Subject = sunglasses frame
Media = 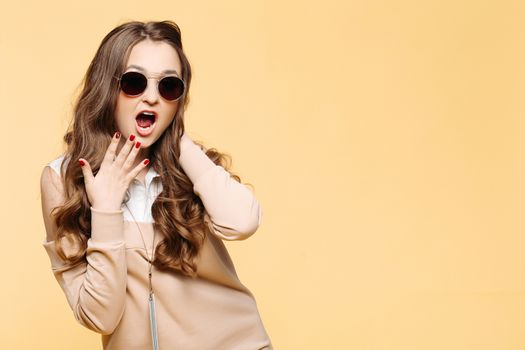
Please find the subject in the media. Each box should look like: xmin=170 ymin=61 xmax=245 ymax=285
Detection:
xmin=114 ymin=70 xmax=186 ymax=102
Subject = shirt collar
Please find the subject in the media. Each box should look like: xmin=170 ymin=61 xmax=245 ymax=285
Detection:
xmin=139 ymin=165 xmax=161 ymax=188
xmin=133 ymin=166 xmax=160 ymax=188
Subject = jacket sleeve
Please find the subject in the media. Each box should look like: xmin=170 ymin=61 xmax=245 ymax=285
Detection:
xmin=178 ymin=132 xmax=262 ymax=241
xmin=40 ymin=165 xmax=127 ymax=335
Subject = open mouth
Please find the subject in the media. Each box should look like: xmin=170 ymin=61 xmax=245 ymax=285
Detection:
xmin=136 ymin=112 xmax=156 ymax=127
xmin=135 ymin=111 xmax=157 ymax=136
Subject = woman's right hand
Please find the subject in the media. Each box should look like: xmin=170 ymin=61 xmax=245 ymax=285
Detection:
xmin=78 ymin=132 xmax=149 ymax=212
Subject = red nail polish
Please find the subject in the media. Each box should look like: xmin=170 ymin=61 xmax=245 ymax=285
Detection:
xmin=115 ymin=131 xmax=121 ymax=139
xmin=135 ymin=142 xmax=141 ymax=148
xmin=143 ymin=159 xmax=150 ymax=165
xmin=78 ymin=159 xmax=85 ymax=166
xmin=129 ymin=134 xmax=135 ymax=141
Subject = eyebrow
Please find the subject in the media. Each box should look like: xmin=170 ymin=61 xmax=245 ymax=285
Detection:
xmin=126 ymin=65 xmax=181 ymax=77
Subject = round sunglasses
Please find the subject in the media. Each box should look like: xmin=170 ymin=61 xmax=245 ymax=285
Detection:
xmin=115 ymin=71 xmax=185 ymax=101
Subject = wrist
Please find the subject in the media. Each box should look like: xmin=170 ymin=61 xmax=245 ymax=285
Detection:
xmin=91 ymin=205 xmax=123 ymax=214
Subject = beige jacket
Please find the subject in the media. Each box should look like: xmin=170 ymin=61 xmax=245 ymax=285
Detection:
xmin=40 ymin=133 xmax=273 ymax=350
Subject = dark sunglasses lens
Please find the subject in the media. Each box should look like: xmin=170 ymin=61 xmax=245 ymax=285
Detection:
xmin=120 ymin=72 xmax=147 ymax=96
xmin=159 ymin=77 xmax=184 ymax=101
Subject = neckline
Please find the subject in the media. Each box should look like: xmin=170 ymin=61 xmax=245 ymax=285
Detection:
xmin=133 ymin=165 xmax=161 ymax=187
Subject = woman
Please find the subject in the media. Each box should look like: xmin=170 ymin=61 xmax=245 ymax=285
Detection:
xmin=40 ymin=20 xmax=273 ymax=350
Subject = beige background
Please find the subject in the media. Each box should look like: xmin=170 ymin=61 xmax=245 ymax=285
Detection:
xmin=1 ymin=0 xmax=524 ymax=349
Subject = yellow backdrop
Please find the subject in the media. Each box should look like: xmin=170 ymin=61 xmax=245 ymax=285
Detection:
xmin=1 ymin=0 xmax=524 ymax=349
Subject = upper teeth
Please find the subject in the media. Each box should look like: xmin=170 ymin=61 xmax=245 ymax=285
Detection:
xmin=142 ymin=112 xmax=154 ymax=116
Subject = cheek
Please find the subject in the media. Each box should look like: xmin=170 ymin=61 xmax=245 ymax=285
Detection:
xmin=167 ymin=109 xmax=178 ymax=126
xmin=157 ymin=110 xmax=178 ymax=134
xmin=169 ymin=104 xmax=179 ymax=120
xmin=114 ymin=97 xmax=134 ymax=125
xmin=114 ymin=106 xmax=124 ymax=127
xmin=162 ymin=105 xmax=179 ymax=123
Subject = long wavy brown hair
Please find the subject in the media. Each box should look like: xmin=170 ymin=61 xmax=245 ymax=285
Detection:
xmin=51 ymin=20 xmax=250 ymax=278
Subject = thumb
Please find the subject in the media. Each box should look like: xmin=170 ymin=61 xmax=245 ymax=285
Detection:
xmin=78 ymin=158 xmax=94 ymax=186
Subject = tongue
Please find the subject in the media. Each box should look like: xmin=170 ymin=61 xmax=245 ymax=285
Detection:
xmin=137 ymin=116 xmax=153 ymax=128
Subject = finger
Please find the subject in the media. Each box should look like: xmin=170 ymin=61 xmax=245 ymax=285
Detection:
xmin=123 ymin=139 xmax=142 ymax=171
xmin=78 ymin=158 xmax=94 ymax=186
xmin=114 ymin=133 xmax=136 ymax=167
xmin=127 ymin=158 xmax=150 ymax=183
xmin=102 ymin=131 xmax=121 ymax=167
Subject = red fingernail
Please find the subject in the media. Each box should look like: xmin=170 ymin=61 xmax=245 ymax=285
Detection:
xmin=115 ymin=131 xmax=121 ymax=139
xmin=129 ymin=134 xmax=135 ymax=141
xmin=78 ymin=159 xmax=85 ymax=166
xmin=135 ymin=142 xmax=141 ymax=148
xmin=143 ymin=159 xmax=150 ymax=165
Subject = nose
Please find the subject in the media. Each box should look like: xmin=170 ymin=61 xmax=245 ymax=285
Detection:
xmin=142 ymin=78 xmax=160 ymax=104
